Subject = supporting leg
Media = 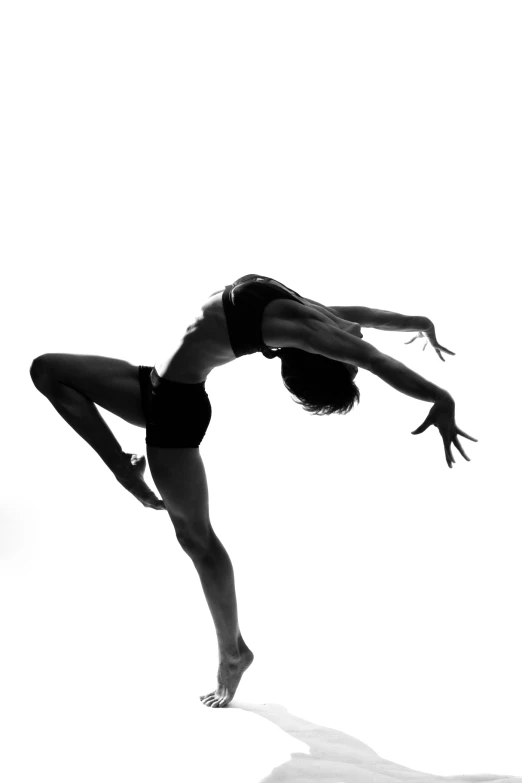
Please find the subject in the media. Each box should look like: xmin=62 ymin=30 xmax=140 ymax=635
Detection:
xmin=189 ymin=532 xmax=245 ymax=659
xmin=182 ymin=535 xmax=255 ymax=708
xmin=146 ymin=444 xmax=254 ymax=706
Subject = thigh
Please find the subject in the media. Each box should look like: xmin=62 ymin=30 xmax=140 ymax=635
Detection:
xmin=32 ymin=353 xmax=146 ymax=428
xmin=147 ymin=445 xmax=212 ymax=545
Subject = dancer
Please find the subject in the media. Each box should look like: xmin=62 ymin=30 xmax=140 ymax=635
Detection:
xmin=30 ymin=273 xmax=477 ymax=708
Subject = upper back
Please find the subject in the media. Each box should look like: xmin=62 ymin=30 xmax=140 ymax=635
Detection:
xmin=221 ymin=274 xmax=309 ymax=358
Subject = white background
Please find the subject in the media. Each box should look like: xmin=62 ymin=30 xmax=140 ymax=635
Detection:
xmin=1 ymin=2 xmax=521 ymax=781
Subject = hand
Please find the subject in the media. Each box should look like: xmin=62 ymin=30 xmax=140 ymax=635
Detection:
xmin=412 ymin=397 xmax=478 ymax=468
xmin=405 ymin=321 xmax=455 ymax=362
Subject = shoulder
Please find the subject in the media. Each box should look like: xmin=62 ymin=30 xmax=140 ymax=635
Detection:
xmin=262 ymin=300 xmax=330 ymax=350
xmin=264 ymin=303 xmax=382 ymax=370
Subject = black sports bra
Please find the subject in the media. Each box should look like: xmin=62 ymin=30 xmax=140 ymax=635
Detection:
xmin=221 ymin=274 xmax=304 ymax=358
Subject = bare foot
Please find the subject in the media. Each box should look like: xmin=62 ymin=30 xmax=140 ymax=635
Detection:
xmin=115 ymin=453 xmax=166 ymax=510
xmin=200 ymin=641 xmax=254 ymax=708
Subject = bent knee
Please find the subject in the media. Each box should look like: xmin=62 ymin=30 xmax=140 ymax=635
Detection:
xmin=172 ymin=517 xmax=215 ymax=558
xmin=30 ymin=354 xmax=54 ymax=391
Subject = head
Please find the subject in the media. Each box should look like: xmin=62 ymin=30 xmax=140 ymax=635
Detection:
xmin=274 ymin=347 xmax=360 ymax=416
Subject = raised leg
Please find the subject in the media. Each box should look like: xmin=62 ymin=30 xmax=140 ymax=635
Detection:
xmin=29 ymin=353 xmax=165 ymax=509
xmin=146 ymin=444 xmax=254 ymax=707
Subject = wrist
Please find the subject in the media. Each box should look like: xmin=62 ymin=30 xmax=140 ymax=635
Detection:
xmin=418 ymin=316 xmax=433 ymax=332
xmin=434 ymin=389 xmax=455 ymax=406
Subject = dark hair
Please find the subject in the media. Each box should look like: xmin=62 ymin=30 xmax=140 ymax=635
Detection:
xmin=273 ymin=347 xmax=360 ymax=416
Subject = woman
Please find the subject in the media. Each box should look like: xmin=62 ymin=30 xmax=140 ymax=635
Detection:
xmin=29 ymin=273 xmax=477 ymax=708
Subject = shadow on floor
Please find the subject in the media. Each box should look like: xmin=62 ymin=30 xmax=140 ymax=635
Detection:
xmin=231 ymin=701 xmax=518 ymax=783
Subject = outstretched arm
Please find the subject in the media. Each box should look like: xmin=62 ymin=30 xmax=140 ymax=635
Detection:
xmin=329 ymin=306 xmax=455 ymax=362
xmin=303 ymin=325 xmax=448 ymax=403
xmin=294 ymin=321 xmax=477 ymax=467
xmin=328 ymin=306 xmax=430 ymax=332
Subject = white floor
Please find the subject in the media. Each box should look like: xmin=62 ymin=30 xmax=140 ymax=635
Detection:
xmin=2 ymin=400 xmax=521 ymax=782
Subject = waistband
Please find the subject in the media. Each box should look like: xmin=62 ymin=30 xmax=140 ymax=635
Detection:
xmin=150 ymin=367 xmax=206 ymax=389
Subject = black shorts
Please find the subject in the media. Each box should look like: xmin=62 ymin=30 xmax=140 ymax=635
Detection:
xmin=138 ymin=366 xmax=212 ymax=447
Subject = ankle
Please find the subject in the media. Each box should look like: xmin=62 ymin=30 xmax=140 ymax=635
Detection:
xmin=219 ymin=638 xmax=242 ymax=661
xmin=220 ymin=635 xmax=251 ymax=662
xmin=111 ymin=451 xmax=133 ymax=478
xmin=220 ymin=649 xmax=242 ymax=664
